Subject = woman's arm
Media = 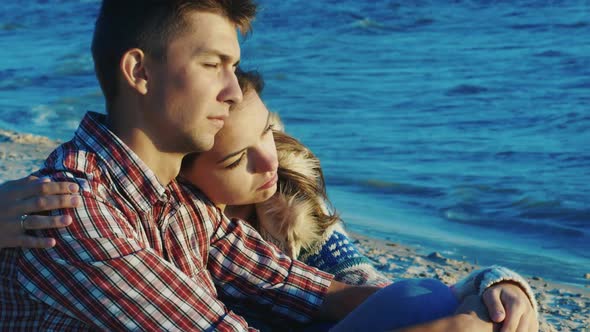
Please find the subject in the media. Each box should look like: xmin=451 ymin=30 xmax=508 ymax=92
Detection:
xmin=0 ymin=176 xmax=80 ymax=249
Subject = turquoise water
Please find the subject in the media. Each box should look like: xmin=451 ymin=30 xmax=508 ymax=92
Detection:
xmin=0 ymin=1 xmax=588 ymax=286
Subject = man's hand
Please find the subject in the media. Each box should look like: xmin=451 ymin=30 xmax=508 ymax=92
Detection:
xmin=0 ymin=176 xmax=81 ymax=249
xmin=483 ymin=282 xmax=538 ymax=332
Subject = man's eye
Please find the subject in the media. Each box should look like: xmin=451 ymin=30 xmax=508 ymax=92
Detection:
xmin=225 ymin=153 xmax=245 ymax=169
xmin=204 ymin=63 xmax=219 ymax=69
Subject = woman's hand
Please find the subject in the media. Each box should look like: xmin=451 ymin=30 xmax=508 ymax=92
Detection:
xmin=0 ymin=176 xmax=81 ymax=249
xmin=483 ymin=282 xmax=539 ymax=332
xmin=454 ymin=294 xmax=496 ymax=331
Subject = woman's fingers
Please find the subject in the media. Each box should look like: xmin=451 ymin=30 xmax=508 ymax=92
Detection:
xmin=482 ymin=286 xmax=506 ymax=322
xmin=20 ymin=193 xmax=82 ymax=214
xmin=15 ymin=235 xmax=57 ymax=249
xmin=0 ymin=215 xmax=72 ymax=249
xmin=23 ymin=177 xmax=80 ymax=199
xmin=22 ymin=215 xmax=73 ymax=231
xmin=0 ymin=176 xmax=80 ymax=249
xmin=1 ymin=176 xmax=79 ymax=203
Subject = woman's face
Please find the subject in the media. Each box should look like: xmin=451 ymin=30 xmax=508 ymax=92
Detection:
xmin=182 ymin=90 xmax=279 ymax=206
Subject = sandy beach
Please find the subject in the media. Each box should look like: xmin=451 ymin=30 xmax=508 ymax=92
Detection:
xmin=2 ymin=128 xmax=588 ymax=331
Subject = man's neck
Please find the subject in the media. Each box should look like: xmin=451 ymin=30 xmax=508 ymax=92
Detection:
xmin=107 ymin=115 xmax=184 ymax=186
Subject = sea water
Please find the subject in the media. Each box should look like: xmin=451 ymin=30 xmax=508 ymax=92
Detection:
xmin=0 ymin=0 xmax=588 ymax=287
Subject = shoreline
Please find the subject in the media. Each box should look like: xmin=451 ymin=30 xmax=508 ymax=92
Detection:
xmin=349 ymin=231 xmax=590 ymax=331
xmin=1 ymin=127 xmax=588 ymax=331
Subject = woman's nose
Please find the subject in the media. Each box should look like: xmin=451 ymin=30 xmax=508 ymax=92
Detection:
xmin=253 ymin=148 xmax=278 ymax=174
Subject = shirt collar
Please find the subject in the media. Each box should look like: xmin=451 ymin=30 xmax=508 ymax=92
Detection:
xmin=75 ymin=112 xmax=169 ymax=212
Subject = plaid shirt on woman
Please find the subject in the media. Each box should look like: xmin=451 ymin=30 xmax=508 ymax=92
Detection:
xmin=0 ymin=112 xmax=333 ymax=331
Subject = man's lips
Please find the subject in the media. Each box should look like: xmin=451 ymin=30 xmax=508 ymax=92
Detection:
xmin=208 ymin=114 xmax=228 ymax=129
xmin=258 ymin=172 xmax=278 ymax=190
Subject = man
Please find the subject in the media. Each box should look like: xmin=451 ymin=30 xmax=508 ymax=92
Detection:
xmin=0 ymin=1 xmax=537 ymax=331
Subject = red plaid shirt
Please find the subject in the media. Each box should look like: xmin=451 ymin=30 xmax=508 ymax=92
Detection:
xmin=0 ymin=112 xmax=333 ymax=331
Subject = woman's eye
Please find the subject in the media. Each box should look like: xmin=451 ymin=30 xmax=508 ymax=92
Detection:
xmin=225 ymin=153 xmax=245 ymax=169
xmin=264 ymin=124 xmax=275 ymax=135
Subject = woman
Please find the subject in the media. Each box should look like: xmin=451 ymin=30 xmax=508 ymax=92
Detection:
xmin=179 ymin=70 xmax=537 ymax=330
xmin=1 ymin=70 xmax=537 ymax=331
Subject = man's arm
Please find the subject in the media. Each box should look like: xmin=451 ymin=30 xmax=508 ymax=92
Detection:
xmin=317 ymin=280 xmax=380 ymax=321
xmin=207 ymin=213 xmax=336 ymax=324
xmin=20 ymin=190 xmax=253 ymax=331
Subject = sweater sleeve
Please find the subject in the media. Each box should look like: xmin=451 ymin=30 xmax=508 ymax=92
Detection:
xmin=300 ymin=224 xmax=392 ymax=287
xmin=451 ymin=265 xmax=538 ymax=314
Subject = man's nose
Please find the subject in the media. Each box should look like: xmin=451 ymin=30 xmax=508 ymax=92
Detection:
xmin=218 ymin=70 xmax=243 ymax=105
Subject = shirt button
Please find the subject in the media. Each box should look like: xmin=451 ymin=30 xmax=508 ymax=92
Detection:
xmin=160 ymin=192 xmax=170 ymax=203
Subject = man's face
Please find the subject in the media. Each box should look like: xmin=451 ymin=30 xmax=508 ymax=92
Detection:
xmin=145 ymin=11 xmax=243 ymax=153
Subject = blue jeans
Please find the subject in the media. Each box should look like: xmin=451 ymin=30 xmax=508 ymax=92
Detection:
xmin=303 ymin=278 xmax=459 ymax=332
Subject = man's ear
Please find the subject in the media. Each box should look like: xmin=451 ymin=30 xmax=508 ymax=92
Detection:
xmin=120 ymin=48 xmax=149 ymax=95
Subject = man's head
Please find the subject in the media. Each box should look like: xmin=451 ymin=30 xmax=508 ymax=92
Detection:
xmin=92 ymin=0 xmax=256 ymax=106
xmin=91 ymin=0 xmax=257 ymax=154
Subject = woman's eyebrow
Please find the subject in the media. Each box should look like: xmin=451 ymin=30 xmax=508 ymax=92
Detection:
xmin=216 ymin=111 xmax=271 ymax=164
xmin=217 ymin=148 xmax=246 ymax=164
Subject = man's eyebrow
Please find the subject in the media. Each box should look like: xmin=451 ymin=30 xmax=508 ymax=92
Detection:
xmin=196 ymin=48 xmax=240 ymax=66
xmin=216 ymin=111 xmax=271 ymax=164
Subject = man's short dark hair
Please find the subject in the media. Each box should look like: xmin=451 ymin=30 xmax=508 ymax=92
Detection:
xmin=91 ymin=0 xmax=257 ymax=109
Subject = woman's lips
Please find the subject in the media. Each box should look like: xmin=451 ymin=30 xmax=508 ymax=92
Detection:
xmin=258 ymin=172 xmax=278 ymax=190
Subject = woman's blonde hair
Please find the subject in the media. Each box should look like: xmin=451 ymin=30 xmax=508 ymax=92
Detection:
xmin=254 ymin=111 xmax=341 ymax=258
xmin=271 ymin=115 xmax=341 ymax=232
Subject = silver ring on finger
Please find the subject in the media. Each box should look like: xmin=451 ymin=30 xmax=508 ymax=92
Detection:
xmin=20 ymin=214 xmax=29 ymax=232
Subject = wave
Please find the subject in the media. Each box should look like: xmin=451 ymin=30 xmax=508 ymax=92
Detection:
xmin=445 ymin=84 xmax=488 ymax=96
xmin=0 ymin=23 xmax=25 ymax=31
xmin=328 ymin=177 xmax=445 ymax=198
xmin=533 ymin=50 xmax=566 ymax=58
xmin=441 ymin=204 xmax=587 ymax=239
xmin=330 ymin=174 xmax=589 ymax=241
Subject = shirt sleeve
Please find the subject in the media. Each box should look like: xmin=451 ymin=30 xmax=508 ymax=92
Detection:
xmin=207 ymin=212 xmax=334 ymax=324
xmin=19 ymin=189 xmax=256 ymax=331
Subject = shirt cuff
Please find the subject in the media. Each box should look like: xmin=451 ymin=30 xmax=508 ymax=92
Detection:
xmin=278 ymin=259 xmax=334 ymax=322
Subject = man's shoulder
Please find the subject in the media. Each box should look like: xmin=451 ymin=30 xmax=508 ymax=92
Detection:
xmin=174 ymin=180 xmax=223 ymax=225
xmin=35 ymin=139 xmax=108 ymax=193
xmin=176 ymin=179 xmax=214 ymax=206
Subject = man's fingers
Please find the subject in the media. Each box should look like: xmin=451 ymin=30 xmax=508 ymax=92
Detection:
xmin=21 ymin=194 xmax=82 ymax=214
xmin=483 ymin=287 xmax=506 ymax=322
xmin=23 ymin=215 xmax=73 ymax=230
